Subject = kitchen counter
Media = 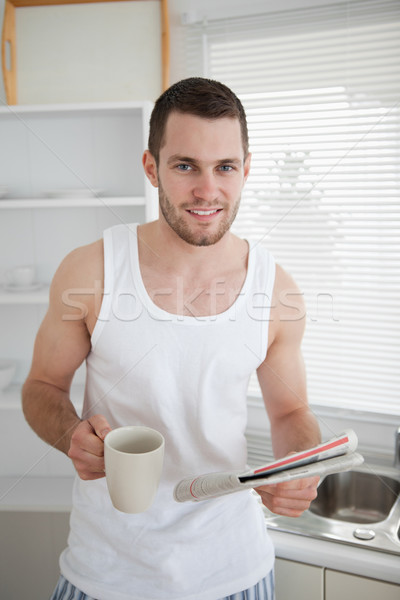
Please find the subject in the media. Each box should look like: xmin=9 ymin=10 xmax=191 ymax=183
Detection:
xmin=268 ymin=527 xmax=400 ymax=585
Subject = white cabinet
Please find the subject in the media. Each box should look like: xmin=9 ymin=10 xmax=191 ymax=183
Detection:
xmin=275 ymin=558 xmax=324 ymax=600
xmin=0 ymin=103 xmax=157 ymax=478
xmin=325 ymin=569 xmax=400 ymax=600
xmin=274 ymin=559 xmax=400 ymax=600
xmin=0 ymin=101 xmax=157 ymax=392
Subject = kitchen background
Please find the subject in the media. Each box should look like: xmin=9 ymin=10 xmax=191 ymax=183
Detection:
xmin=0 ymin=1 xmax=399 ymax=599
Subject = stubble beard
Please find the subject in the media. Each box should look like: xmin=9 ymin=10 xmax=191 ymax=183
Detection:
xmin=158 ymin=180 xmax=241 ymax=247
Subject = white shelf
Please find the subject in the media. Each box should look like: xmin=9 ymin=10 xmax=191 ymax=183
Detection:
xmin=0 ymin=103 xmax=154 ymax=485
xmin=0 ymin=100 xmax=155 ymax=218
xmin=0 ymin=100 xmax=151 ymax=115
xmin=0 ymin=196 xmax=146 ymax=209
xmin=0 ymin=285 xmax=50 ymax=304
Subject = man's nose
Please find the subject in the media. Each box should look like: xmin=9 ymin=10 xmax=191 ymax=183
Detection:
xmin=193 ymin=171 xmax=218 ymax=201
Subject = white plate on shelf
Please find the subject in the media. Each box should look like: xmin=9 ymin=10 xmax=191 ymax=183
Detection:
xmin=3 ymin=282 xmax=44 ymax=293
xmin=44 ymin=188 xmax=103 ymax=199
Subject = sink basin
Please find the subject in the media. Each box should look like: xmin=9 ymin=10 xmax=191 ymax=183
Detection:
xmin=264 ymin=466 xmax=400 ymax=555
xmin=309 ymin=470 xmax=400 ymax=524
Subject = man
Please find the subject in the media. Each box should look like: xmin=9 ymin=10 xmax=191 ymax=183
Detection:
xmin=22 ymin=77 xmax=320 ymax=600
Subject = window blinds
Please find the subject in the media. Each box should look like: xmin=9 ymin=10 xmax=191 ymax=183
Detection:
xmin=182 ymin=0 xmax=400 ymax=414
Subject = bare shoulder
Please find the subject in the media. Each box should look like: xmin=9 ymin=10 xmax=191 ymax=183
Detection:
xmin=269 ymin=263 xmax=306 ymax=344
xmin=49 ymin=239 xmax=104 ymax=329
xmin=52 ymin=239 xmax=104 ymax=288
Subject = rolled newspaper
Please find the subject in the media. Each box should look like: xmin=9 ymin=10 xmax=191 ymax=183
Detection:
xmin=174 ymin=430 xmax=363 ymax=503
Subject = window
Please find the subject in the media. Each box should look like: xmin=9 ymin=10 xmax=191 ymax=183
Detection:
xmin=182 ymin=0 xmax=400 ymax=414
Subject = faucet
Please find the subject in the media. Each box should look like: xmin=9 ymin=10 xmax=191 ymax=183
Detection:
xmin=395 ymin=427 xmax=400 ymax=468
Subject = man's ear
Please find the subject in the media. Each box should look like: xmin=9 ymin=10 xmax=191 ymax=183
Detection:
xmin=243 ymin=152 xmax=252 ymax=183
xmin=142 ymin=150 xmax=159 ymax=187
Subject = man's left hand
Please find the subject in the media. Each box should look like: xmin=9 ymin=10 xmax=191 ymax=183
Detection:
xmin=255 ymin=476 xmax=320 ymax=517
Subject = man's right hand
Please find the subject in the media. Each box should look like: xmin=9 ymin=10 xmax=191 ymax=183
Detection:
xmin=68 ymin=414 xmax=112 ymax=480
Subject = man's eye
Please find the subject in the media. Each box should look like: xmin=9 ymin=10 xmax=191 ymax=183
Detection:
xmin=219 ymin=165 xmax=234 ymax=172
xmin=177 ymin=164 xmax=192 ymax=171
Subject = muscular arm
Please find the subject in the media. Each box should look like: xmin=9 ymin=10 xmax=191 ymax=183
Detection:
xmin=255 ymin=264 xmax=321 ymax=516
xmin=22 ymin=241 xmax=112 ymax=479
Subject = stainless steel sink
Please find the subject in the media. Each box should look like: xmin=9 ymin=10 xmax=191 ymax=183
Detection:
xmin=264 ymin=465 xmax=400 ymax=555
xmin=309 ymin=470 xmax=400 ymax=524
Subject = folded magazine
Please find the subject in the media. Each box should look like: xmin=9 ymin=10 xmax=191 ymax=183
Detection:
xmin=174 ymin=429 xmax=363 ymax=503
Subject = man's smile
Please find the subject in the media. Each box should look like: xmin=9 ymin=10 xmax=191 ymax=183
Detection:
xmin=186 ymin=208 xmax=223 ymax=220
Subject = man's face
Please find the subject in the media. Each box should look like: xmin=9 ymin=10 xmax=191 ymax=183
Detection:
xmin=154 ymin=112 xmax=251 ymax=247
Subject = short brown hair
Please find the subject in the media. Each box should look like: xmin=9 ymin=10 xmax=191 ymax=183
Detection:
xmin=148 ymin=77 xmax=249 ymax=165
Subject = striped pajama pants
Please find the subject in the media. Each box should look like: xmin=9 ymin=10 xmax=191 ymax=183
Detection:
xmin=49 ymin=571 xmax=275 ymax=600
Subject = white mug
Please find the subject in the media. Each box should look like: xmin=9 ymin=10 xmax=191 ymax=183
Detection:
xmin=104 ymin=426 xmax=165 ymax=514
xmin=6 ymin=265 xmax=35 ymax=287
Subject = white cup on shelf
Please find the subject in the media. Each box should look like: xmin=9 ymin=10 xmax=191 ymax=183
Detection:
xmin=5 ymin=265 xmax=36 ymax=287
xmin=0 ymin=361 xmax=16 ymax=391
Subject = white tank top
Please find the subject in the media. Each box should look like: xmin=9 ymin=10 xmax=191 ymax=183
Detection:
xmin=60 ymin=223 xmax=276 ymax=600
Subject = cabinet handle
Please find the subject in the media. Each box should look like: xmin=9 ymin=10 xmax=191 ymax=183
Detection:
xmin=1 ymin=0 xmax=17 ymax=105
xmin=161 ymin=0 xmax=170 ymax=91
